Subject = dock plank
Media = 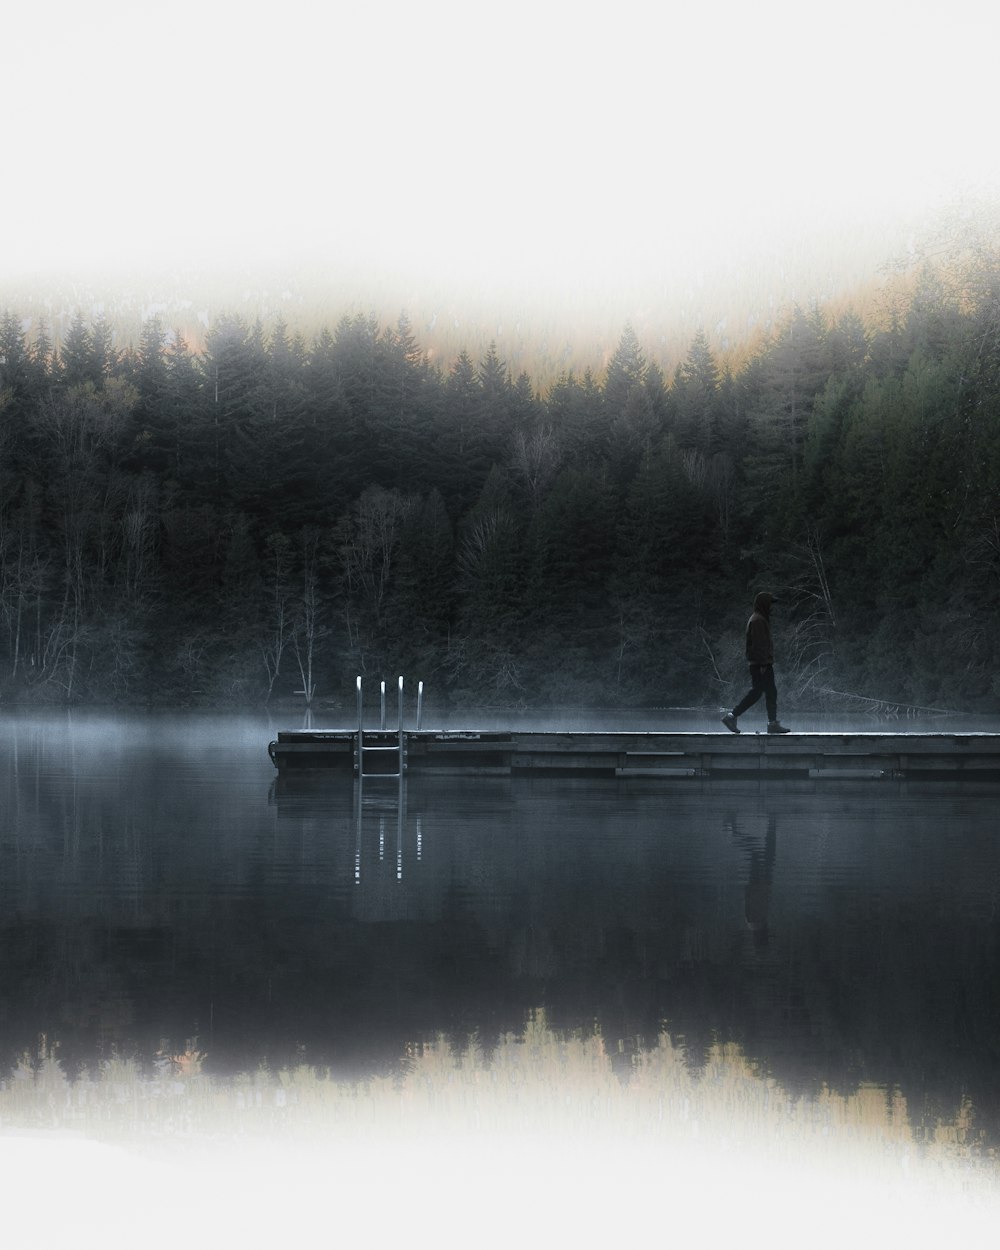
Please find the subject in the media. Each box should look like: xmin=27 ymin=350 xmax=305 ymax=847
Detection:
xmin=267 ymin=729 xmax=1000 ymax=780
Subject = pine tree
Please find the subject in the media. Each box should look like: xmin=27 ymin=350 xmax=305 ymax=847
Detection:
xmin=0 ymin=310 xmax=30 ymax=397
xmin=548 ymin=368 xmax=605 ymax=461
xmin=477 ymin=341 xmax=512 ymax=443
xmin=91 ymin=315 xmax=117 ymax=383
xmin=163 ymin=330 xmax=204 ymax=487
xmin=673 ymin=329 xmax=721 ymax=452
xmin=300 ymin=325 xmax=353 ymax=509
xmin=375 ymin=313 xmax=431 ymax=492
xmin=604 ymin=323 xmax=646 ymax=415
xmin=29 ymin=318 xmax=53 ymax=389
xmin=59 ymin=311 xmax=93 ymax=388
xmin=827 ymin=309 xmax=868 ymax=377
xmin=438 ymin=349 xmax=491 ymax=510
xmin=201 ymin=314 xmax=273 ymax=508
xmin=0 ymin=311 xmax=32 ymax=468
xmin=128 ymin=316 xmax=170 ymax=472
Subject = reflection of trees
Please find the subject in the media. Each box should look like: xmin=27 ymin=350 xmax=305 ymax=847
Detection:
xmin=2 ymin=762 xmax=1000 ymax=1151
xmin=2 ymin=861 xmax=998 ymax=1146
xmin=5 ymin=1016 xmax=991 ymax=1183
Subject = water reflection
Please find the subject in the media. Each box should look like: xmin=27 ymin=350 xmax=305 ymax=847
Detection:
xmin=729 ymin=813 xmax=776 ymax=945
xmin=0 ymin=713 xmax=999 ymax=1179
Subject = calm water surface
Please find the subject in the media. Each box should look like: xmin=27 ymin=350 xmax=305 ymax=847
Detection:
xmin=2 ymin=710 xmax=1000 ymax=1167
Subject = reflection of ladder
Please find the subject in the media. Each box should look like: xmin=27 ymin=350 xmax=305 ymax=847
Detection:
xmin=352 ymin=769 xmax=424 ymax=887
xmin=353 ymin=770 xmax=410 ymax=885
xmin=355 ymin=675 xmax=422 ymax=779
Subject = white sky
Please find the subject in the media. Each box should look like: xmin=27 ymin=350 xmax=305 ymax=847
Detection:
xmin=4 ymin=0 xmax=1000 ymax=335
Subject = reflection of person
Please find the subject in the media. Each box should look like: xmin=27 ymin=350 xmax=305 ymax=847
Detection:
xmin=727 ymin=813 xmax=777 ymax=949
xmin=743 ymin=817 xmax=776 ymax=946
xmin=722 ymin=591 xmax=790 ymax=734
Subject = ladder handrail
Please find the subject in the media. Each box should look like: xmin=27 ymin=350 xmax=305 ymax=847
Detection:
xmin=355 ymin=674 xmax=410 ymax=779
xmin=397 ymin=675 xmax=404 ymax=776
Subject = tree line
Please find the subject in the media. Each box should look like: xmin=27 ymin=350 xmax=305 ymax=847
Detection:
xmin=2 ymin=253 xmax=1000 ymax=711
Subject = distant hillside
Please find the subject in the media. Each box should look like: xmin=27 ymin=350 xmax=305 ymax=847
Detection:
xmin=0 ymin=207 xmax=937 ymax=390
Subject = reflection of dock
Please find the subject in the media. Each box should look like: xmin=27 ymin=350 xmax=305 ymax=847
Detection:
xmin=268 ymin=730 xmax=1000 ymax=781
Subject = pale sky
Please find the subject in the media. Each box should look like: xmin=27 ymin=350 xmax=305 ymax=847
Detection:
xmin=4 ymin=0 xmax=999 ymax=347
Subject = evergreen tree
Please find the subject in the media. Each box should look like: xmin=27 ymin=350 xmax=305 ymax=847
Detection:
xmin=58 ymin=311 xmax=93 ymax=388
xmin=0 ymin=310 xmax=30 ymax=398
xmin=827 ymin=309 xmax=869 ymax=377
xmin=744 ymin=305 xmax=830 ymax=514
xmin=339 ymin=484 xmax=407 ymax=668
xmin=302 ymin=324 xmax=351 ymax=505
xmin=162 ymin=330 xmax=204 ymax=488
xmin=201 ymin=314 xmax=272 ymax=507
xmin=0 ymin=312 xmax=32 ymax=467
xmin=439 ymin=349 xmax=490 ymax=511
xmin=29 ymin=318 xmax=53 ymax=390
xmin=375 ymin=313 xmax=432 ymax=492
xmin=603 ymin=323 xmax=646 ymax=415
xmin=267 ymin=318 xmax=307 ymax=421
xmin=614 ymin=441 xmax=713 ymax=698
xmin=91 ymin=315 xmax=117 ymax=382
xmin=477 ymin=341 xmax=513 ymax=453
xmin=674 ymin=329 xmax=721 ymax=452
xmin=548 ymin=368 xmax=605 ymax=462
xmin=509 ymin=370 xmax=541 ymax=435
xmin=304 ymin=326 xmax=343 ymax=419
xmin=128 ymin=315 xmax=170 ymax=472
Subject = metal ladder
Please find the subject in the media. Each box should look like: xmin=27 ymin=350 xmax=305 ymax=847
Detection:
xmin=355 ymin=675 xmax=423 ymax=778
xmin=353 ymin=675 xmax=423 ymax=885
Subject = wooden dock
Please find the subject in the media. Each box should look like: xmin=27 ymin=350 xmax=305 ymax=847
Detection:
xmin=267 ymin=730 xmax=1000 ymax=781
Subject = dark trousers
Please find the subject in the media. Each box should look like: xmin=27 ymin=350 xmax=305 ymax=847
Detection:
xmin=733 ymin=664 xmax=777 ymax=722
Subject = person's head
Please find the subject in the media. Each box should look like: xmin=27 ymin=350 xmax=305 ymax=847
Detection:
xmin=753 ymin=591 xmax=776 ymax=615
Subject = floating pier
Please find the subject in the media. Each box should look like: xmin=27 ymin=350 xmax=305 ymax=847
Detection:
xmin=267 ymin=729 xmax=1000 ymax=781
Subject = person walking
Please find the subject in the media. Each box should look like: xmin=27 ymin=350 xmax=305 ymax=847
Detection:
xmin=721 ymin=591 xmax=790 ymax=734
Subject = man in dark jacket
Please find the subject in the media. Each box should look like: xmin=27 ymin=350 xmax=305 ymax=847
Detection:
xmin=721 ymin=591 xmax=791 ymax=734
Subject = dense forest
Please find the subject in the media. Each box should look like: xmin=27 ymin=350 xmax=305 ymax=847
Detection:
xmin=2 ymin=251 xmax=1000 ymax=712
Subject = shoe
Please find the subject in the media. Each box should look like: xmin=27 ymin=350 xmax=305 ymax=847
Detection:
xmin=721 ymin=712 xmax=740 ymax=734
xmin=767 ymin=721 xmax=791 ymax=734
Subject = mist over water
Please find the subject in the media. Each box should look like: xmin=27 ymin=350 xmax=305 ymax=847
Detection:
xmin=2 ymin=710 xmax=999 ymax=1245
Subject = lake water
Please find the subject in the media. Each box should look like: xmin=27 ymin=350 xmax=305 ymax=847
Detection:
xmin=2 ymin=709 xmax=999 ymax=1247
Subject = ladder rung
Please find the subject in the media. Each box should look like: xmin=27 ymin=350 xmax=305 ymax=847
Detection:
xmin=355 ymin=677 xmax=408 ymax=778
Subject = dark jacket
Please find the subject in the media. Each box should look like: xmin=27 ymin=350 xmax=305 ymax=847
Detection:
xmin=745 ymin=592 xmax=775 ymax=665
